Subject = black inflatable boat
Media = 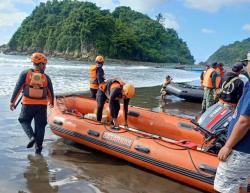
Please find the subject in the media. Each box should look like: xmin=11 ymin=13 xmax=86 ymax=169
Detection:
xmin=166 ymin=83 xmax=204 ymax=102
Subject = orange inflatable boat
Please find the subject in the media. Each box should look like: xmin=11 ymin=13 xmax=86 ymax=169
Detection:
xmin=52 ymin=95 xmax=205 ymax=144
xmin=48 ymin=95 xmax=250 ymax=192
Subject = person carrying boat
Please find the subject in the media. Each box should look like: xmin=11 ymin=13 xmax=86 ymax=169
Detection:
xmin=200 ymin=64 xmax=210 ymax=86
xmin=201 ymin=62 xmax=221 ymax=113
xmin=214 ymin=52 xmax=250 ymax=193
xmin=160 ymin=75 xmax=172 ymax=100
xmin=10 ymin=53 xmax=54 ymax=155
xmin=215 ymin=63 xmax=244 ymax=108
xmin=89 ymin=55 xmax=105 ymax=99
xmin=96 ymin=79 xmax=135 ymax=129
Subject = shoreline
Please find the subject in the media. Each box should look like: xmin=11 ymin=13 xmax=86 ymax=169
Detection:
xmin=0 ymin=50 xmax=196 ymax=67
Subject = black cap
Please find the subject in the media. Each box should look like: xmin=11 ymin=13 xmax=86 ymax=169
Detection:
xmin=232 ymin=63 xmax=243 ymax=73
xmin=212 ymin=62 xmax=218 ymax=68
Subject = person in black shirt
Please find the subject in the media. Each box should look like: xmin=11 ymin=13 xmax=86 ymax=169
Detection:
xmin=219 ymin=63 xmax=244 ymax=106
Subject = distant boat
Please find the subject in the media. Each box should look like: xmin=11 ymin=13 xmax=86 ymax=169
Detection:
xmin=174 ymin=65 xmax=185 ymax=69
xmin=166 ymin=82 xmax=203 ymax=103
xmin=190 ymin=67 xmax=204 ymax=72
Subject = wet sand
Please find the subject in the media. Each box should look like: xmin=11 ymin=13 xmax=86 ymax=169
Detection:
xmin=0 ymin=86 xmax=205 ymax=193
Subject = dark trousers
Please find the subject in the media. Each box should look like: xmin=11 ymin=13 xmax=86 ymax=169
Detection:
xmin=18 ymin=104 xmax=47 ymax=152
xmin=96 ymin=90 xmax=120 ymax=121
xmin=96 ymin=90 xmax=107 ymax=121
xmin=90 ymin=88 xmax=98 ymax=99
xmin=109 ymin=98 xmax=120 ymax=119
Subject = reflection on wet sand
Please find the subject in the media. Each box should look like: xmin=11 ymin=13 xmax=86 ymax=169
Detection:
xmin=47 ymin=139 xmax=204 ymax=193
xmin=132 ymin=85 xmax=201 ymax=118
xmin=158 ymin=98 xmax=201 ymax=117
xmin=23 ymin=154 xmax=57 ymax=193
xmin=22 ymin=153 xmax=97 ymax=193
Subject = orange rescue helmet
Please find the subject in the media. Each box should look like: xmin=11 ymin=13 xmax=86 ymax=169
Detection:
xmin=123 ymin=84 xmax=135 ymax=98
xmin=95 ymin=55 xmax=104 ymax=63
xmin=31 ymin=52 xmax=48 ymax=65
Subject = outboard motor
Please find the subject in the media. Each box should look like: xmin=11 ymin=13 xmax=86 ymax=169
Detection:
xmin=193 ymin=102 xmax=235 ymax=154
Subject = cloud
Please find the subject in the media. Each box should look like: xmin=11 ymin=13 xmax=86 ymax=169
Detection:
xmin=85 ymin=1 xmax=180 ymax=30
xmin=16 ymin=0 xmax=36 ymax=4
xmin=35 ymin=0 xmax=167 ymax=13
xmin=201 ymin=28 xmax=215 ymax=34
xmin=0 ymin=1 xmax=16 ymax=11
xmin=184 ymin=0 xmax=250 ymax=12
xmin=162 ymin=13 xmax=180 ymax=30
xmin=242 ymin=24 xmax=250 ymax=32
xmin=0 ymin=12 xmax=28 ymax=27
xmin=0 ymin=0 xmax=29 ymax=27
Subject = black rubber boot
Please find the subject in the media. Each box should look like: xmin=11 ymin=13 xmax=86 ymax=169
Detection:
xmin=35 ymin=147 xmax=42 ymax=155
xmin=27 ymin=137 xmax=36 ymax=148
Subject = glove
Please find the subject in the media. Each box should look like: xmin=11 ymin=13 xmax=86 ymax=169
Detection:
xmin=10 ymin=102 xmax=15 ymax=111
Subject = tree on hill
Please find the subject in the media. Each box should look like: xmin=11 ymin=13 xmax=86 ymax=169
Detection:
xmin=7 ymin=0 xmax=194 ymax=64
xmin=207 ymin=38 xmax=250 ymax=65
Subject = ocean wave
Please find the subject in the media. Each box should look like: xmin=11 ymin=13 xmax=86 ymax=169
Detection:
xmin=0 ymin=57 xmax=30 ymax=64
xmin=0 ymin=55 xmax=201 ymax=96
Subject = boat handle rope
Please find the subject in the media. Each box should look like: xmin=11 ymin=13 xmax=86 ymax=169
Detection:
xmin=118 ymin=125 xmax=215 ymax=178
xmin=187 ymin=149 xmax=214 ymax=178
xmin=103 ymin=122 xmax=129 ymax=134
xmin=155 ymin=139 xmax=214 ymax=178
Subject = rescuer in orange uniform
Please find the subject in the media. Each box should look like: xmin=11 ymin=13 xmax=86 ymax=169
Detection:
xmin=10 ymin=52 xmax=54 ymax=154
xmin=96 ymin=79 xmax=135 ymax=129
xmin=89 ymin=55 xmax=105 ymax=99
xmin=201 ymin=62 xmax=221 ymax=113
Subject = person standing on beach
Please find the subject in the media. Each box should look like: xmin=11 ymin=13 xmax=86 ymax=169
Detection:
xmin=10 ymin=52 xmax=54 ymax=155
xmin=160 ymin=75 xmax=172 ymax=100
xmin=214 ymin=52 xmax=250 ymax=193
xmin=201 ymin=62 xmax=221 ymax=113
xmin=200 ymin=65 xmax=210 ymax=86
xmin=216 ymin=63 xmax=244 ymax=107
xmin=96 ymin=79 xmax=135 ymax=129
xmin=89 ymin=55 xmax=105 ymax=99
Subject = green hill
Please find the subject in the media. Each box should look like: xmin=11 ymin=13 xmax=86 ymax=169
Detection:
xmin=207 ymin=38 xmax=250 ymax=65
xmin=7 ymin=0 xmax=194 ymax=64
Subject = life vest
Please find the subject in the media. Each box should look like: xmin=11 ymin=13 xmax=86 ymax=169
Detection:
xmin=203 ymin=68 xmax=221 ymax=88
xmin=100 ymin=79 xmax=125 ymax=99
xmin=89 ymin=64 xmax=99 ymax=89
xmin=23 ymin=69 xmax=48 ymax=99
xmin=200 ymin=70 xmax=206 ymax=86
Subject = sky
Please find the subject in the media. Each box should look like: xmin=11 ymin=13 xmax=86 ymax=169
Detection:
xmin=1 ymin=0 xmax=250 ymax=63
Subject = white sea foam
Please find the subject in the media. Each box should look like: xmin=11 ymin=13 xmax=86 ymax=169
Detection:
xmin=88 ymin=183 xmax=104 ymax=193
xmin=0 ymin=54 xmax=200 ymax=96
xmin=50 ymin=176 xmax=78 ymax=187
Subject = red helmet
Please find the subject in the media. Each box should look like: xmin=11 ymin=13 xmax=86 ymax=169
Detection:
xmin=31 ymin=52 xmax=48 ymax=65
